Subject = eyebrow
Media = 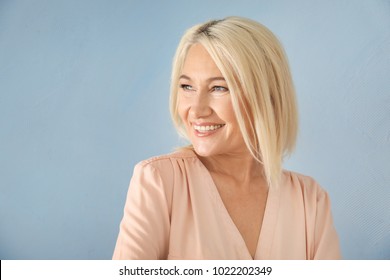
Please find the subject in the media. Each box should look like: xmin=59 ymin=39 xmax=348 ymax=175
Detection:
xmin=179 ymin=74 xmax=226 ymax=82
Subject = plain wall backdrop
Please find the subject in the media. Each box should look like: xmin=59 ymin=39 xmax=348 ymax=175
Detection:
xmin=0 ymin=0 xmax=389 ymax=259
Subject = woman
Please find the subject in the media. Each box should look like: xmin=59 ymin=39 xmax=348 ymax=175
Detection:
xmin=113 ymin=16 xmax=341 ymax=260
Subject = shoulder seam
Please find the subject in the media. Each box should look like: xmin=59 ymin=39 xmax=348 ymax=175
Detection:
xmin=137 ymin=151 xmax=197 ymax=167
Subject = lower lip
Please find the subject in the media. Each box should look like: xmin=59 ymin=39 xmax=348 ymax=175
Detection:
xmin=193 ymin=126 xmax=224 ymax=137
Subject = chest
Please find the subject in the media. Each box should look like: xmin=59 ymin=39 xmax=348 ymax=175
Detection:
xmin=211 ymin=175 xmax=268 ymax=258
xmin=168 ymin=167 xmax=311 ymax=259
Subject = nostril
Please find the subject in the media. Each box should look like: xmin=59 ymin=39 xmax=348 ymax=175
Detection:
xmin=189 ymin=105 xmax=213 ymax=119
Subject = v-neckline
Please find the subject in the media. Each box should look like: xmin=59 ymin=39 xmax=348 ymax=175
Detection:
xmin=195 ymin=153 xmax=281 ymax=259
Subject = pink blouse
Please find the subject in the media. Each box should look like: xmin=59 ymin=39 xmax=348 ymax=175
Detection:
xmin=113 ymin=149 xmax=341 ymax=259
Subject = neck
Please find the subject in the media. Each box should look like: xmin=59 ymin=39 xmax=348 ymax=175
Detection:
xmin=198 ymin=151 xmax=265 ymax=184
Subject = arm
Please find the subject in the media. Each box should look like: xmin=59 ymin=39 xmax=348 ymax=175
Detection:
xmin=313 ymin=189 xmax=342 ymax=259
xmin=112 ymin=162 xmax=172 ymax=259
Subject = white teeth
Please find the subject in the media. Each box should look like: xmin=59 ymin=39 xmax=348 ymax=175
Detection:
xmin=194 ymin=124 xmax=224 ymax=132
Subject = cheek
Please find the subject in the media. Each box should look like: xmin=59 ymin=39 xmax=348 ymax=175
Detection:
xmin=177 ymin=97 xmax=189 ymax=124
xmin=221 ymin=102 xmax=243 ymax=138
xmin=226 ymin=105 xmax=237 ymax=123
xmin=217 ymin=99 xmax=237 ymax=124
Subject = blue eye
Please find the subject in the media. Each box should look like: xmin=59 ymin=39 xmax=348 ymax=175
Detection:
xmin=213 ymin=86 xmax=229 ymax=92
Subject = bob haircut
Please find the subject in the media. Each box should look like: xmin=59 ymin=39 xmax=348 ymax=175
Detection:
xmin=170 ymin=16 xmax=298 ymax=187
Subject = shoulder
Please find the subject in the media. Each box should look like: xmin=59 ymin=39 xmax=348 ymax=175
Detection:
xmin=283 ymin=170 xmax=318 ymax=186
xmin=281 ymin=170 xmax=334 ymax=223
xmin=132 ymin=148 xmax=199 ymax=179
xmin=281 ymin=170 xmax=329 ymax=201
xmin=128 ymin=149 xmax=201 ymax=200
xmin=136 ymin=148 xmax=197 ymax=169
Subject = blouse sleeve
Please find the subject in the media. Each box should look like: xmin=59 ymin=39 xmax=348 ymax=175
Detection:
xmin=112 ymin=161 xmax=173 ymax=259
xmin=313 ymin=188 xmax=342 ymax=259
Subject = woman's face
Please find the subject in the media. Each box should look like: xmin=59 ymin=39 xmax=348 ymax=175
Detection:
xmin=177 ymin=43 xmax=247 ymax=157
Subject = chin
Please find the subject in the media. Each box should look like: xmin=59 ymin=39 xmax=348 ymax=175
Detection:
xmin=192 ymin=144 xmax=218 ymax=157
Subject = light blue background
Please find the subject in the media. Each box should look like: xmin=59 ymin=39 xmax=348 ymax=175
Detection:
xmin=0 ymin=0 xmax=389 ymax=259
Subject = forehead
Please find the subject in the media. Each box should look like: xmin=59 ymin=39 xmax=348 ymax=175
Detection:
xmin=181 ymin=43 xmax=223 ymax=78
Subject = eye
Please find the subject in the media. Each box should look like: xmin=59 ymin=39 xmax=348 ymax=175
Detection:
xmin=214 ymin=86 xmax=228 ymax=91
xmin=212 ymin=86 xmax=229 ymax=94
xmin=180 ymin=84 xmax=194 ymax=91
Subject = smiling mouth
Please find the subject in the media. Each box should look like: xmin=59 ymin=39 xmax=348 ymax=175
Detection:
xmin=193 ymin=124 xmax=225 ymax=132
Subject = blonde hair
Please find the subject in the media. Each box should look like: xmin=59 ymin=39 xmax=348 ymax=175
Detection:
xmin=170 ymin=16 xmax=298 ymax=187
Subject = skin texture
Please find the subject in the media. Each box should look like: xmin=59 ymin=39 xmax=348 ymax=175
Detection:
xmin=177 ymin=44 xmax=268 ymax=258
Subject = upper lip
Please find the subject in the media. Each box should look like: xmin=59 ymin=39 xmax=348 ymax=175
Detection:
xmin=192 ymin=122 xmax=225 ymax=126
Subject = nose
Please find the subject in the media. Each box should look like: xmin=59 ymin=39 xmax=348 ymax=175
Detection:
xmin=189 ymin=91 xmax=212 ymax=119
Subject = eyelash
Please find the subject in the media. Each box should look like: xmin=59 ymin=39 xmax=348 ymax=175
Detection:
xmin=213 ymin=86 xmax=228 ymax=92
xmin=179 ymin=84 xmax=229 ymax=93
xmin=180 ymin=84 xmax=193 ymax=91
